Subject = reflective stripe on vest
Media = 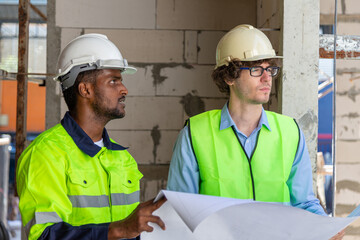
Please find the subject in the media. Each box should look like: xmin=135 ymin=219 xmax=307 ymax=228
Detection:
xmin=68 ymin=195 xmax=110 ymax=208
xmin=111 ymin=191 xmax=140 ymax=206
xmin=68 ymin=191 xmax=140 ymax=208
xmin=189 ymin=110 xmax=299 ymax=203
xmin=25 ymin=212 xmax=63 ymax=237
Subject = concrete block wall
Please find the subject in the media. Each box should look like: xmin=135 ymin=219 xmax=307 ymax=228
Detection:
xmin=52 ymin=0 xmax=257 ymax=201
xmin=321 ymin=0 xmax=360 ymax=238
xmin=257 ymin=0 xmax=282 ymax=113
xmin=335 ymin=59 xmax=360 ymax=238
xmin=335 ymin=57 xmax=360 ymax=238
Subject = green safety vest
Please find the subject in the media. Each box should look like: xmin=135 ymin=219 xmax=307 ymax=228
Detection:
xmin=17 ymin=124 xmax=142 ymax=240
xmin=189 ymin=110 xmax=299 ymax=203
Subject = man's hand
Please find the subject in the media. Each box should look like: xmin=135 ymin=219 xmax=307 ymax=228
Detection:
xmin=108 ymin=197 xmax=166 ymax=239
xmin=329 ymin=229 xmax=345 ymax=240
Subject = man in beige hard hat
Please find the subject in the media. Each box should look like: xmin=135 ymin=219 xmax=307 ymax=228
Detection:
xmin=17 ymin=34 xmax=166 ymax=240
xmin=167 ymin=25 xmax=344 ymax=239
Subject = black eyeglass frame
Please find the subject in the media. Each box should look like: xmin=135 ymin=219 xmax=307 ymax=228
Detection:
xmin=239 ymin=66 xmax=280 ymax=77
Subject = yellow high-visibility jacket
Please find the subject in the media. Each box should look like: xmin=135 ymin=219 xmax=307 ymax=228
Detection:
xmin=17 ymin=112 xmax=142 ymax=240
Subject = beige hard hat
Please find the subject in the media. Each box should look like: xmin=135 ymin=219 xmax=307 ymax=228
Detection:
xmin=54 ymin=33 xmax=137 ymax=91
xmin=215 ymin=24 xmax=282 ymax=69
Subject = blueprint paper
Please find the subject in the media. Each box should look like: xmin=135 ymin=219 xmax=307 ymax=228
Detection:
xmin=154 ymin=190 xmax=253 ymax=231
xmin=142 ymin=190 xmax=360 ymax=240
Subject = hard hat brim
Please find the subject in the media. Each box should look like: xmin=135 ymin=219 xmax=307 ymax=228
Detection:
xmin=215 ymin=55 xmax=283 ymax=69
xmin=240 ymin=55 xmax=283 ymax=62
xmin=121 ymin=66 xmax=137 ymax=75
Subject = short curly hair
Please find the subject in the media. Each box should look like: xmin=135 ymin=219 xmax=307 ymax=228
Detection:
xmin=63 ymin=69 xmax=103 ymax=112
xmin=212 ymin=58 xmax=281 ymax=95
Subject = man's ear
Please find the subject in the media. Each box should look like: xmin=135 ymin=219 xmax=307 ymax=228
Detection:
xmin=78 ymin=82 xmax=93 ymax=98
xmin=224 ymin=78 xmax=234 ymax=86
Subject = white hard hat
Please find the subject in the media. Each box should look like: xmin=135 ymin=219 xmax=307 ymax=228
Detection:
xmin=215 ymin=24 xmax=282 ymax=69
xmin=54 ymin=33 xmax=137 ymax=91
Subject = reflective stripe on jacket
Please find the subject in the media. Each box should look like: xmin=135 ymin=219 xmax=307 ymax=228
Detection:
xmin=189 ymin=110 xmax=299 ymax=203
xmin=17 ymin=120 xmax=142 ymax=240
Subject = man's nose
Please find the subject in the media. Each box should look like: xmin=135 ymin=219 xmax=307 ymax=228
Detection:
xmin=261 ymin=70 xmax=272 ymax=81
xmin=120 ymin=84 xmax=128 ymax=95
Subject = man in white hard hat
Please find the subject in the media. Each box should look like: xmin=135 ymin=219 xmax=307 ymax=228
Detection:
xmin=167 ymin=25 xmax=344 ymax=239
xmin=16 ymin=34 xmax=166 ymax=240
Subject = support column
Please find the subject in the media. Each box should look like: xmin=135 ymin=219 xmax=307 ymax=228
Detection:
xmin=15 ymin=0 xmax=29 ymax=173
xmin=46 ymin=0 xmax=61 ymax=129
xmin=280 ymin=0 xmax=320 ymax=186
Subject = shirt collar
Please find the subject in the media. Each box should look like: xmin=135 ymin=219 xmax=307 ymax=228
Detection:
xmin=219 ymin=102 xmax=271 ymax=132
xmin=61 ymin=112 xmax=127 ymax=157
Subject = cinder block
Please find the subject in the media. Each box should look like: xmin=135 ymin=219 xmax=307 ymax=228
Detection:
xmin=138 ymin=165 xmax=170 ymax=181
xmin=336 ymin=140 xmax=360 ymax=163
xmin=203 ymin=98 xmax=228 ymax=111
xmin=336 ymin=116 xmax=360 ymax=140
xmin=85 ymin=29 xmax=184 ymax=63
xmin=108 ymin=130 xmax=154 ymax=164
xmin=337 ymin=22 xmax=360 ymax=35
xmin=334 ymin=164 xmax=360 ymax=208
xmin=344 ymin=0 xmax=360 ymax=14
xmin=156 ymin=65 xmax=224 ymax=97
xmin=140 ymin=180 xmax=158 ymax=201
xmin=198 ymin=31 xmax=225 ymax=65
xmin=336 ymin=60 xmax=360 ymax=92
xmin=335 ymin=188 xmax=360 ymax=206
xmin=122 ymin=65 xmax=156 ymax=96
xmin=156 ymin=131 xmax=180 ymax=164
xmin=156 ymin=0 xmax=256 ymax=30
xmin=320 ymin=0 xmax=335 ymax=15
xmin=335 ymin=163 xmax=360 ymax=182
xmin=182 ymin=97 xmax=227 ymax=121
xmin=337 ymin=59 xmax=360 ymax=69
xmin=257 ymin=1 xmax=281 ymax=28
xmin=60 ymin=28 xmax=82 ymax=50
xmin=336 ymin=75 xmax=360 ymax=93
xmin=185 ymin=31 xmax=198 ymax=63
xmin=106 ymin=96 xmax=184 ymax=130
xmin=336 ymin=95 xmax=360 ymax=117
xmin=140 ymin=179 xmax=167 ymax=201
xmin=109 ymin=130 xmax=180 ymax=165
xmin=56 ymin=0 xmax=156 ymax=29
xmin=263 ymin=31 xmax=281 ymax=57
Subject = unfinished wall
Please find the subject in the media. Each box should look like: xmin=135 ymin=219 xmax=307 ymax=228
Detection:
xmin=335 ymin=57 xmax=360 ymax=239
xmin=321 ymin=0 xmax=360 ymax=239
xmin=257 ymin=0 xmax=282 ymax=113
xmin=335 ymin=6 xmax=360 ymax=240
xmin=48 ymin=0 xmax=257 ymax=201
xmin=281 ymin=0 xmax=320 ymax=192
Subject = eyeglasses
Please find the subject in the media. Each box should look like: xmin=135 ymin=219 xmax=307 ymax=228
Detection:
xmin=239 ymin=66 xmax=280 ymax=77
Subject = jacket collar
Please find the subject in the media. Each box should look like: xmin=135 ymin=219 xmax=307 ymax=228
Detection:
xmin=61 ymin=112 xmax=127 ymax=157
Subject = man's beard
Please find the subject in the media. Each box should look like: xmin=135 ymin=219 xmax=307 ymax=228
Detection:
xmin=91 ymin=89 xmax=125 ymax=123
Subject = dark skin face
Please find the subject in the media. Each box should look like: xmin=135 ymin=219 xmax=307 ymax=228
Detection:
xmin=71 ymin=69 xmax=128 ymax=142
xmin=90 ymin=69 xmax=128 ymax=123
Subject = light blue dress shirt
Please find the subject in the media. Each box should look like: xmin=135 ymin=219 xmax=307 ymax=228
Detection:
xmin=167 ymin=103 xmax=327 ymax=216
